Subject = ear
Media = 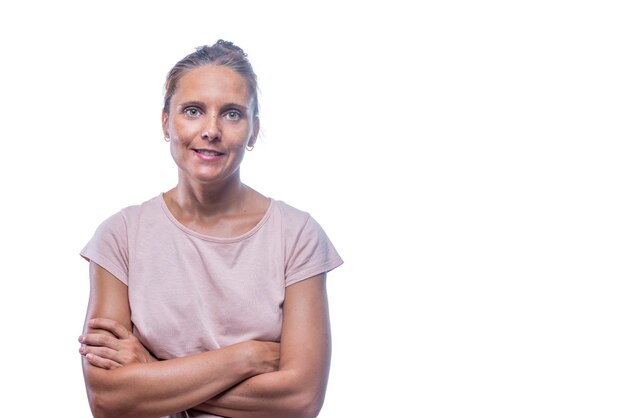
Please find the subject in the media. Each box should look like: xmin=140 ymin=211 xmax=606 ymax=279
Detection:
xmin=162 ymin=110 xmax=170 ymax=138
xmin=248 ymin=116 xmax=260 ymax=148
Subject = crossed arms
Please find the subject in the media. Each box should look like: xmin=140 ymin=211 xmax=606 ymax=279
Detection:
xmin=79 ymin=262 xmax=331 ymax=418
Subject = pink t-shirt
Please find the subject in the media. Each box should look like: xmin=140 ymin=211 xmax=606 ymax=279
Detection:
xmin=81 ymin=194 xmax=342 ymax=417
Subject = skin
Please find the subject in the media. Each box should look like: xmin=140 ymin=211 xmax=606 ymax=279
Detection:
xmin=79 ymin=64 xmax=332 ymax=418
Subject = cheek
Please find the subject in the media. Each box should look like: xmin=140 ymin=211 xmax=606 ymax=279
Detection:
xmin=171 ymin=119 xmax=200 ymax=140
xmin=231 ymin=139 xmax=248 ymax=151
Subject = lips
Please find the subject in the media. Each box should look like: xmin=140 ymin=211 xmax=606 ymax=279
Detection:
xmin=193 ymin=148 xmax=224 ymax=156
xmin=193 ymin=148 xmax=224 ymax=160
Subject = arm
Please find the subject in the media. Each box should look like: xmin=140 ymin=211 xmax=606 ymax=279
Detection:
xmin=198 ymin=273 xmax=332 ymax=418
xmin=79 ymin=317 xmax=158 ymax=370
xmin=81 ymin=261 xmax=279 ymax=418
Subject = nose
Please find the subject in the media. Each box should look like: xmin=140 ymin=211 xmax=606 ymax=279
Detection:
xmin=201 ymin=113 xmax=221 ymax=142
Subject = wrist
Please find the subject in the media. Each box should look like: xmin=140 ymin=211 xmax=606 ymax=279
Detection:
xmin=236 ymin=340 xmax=272 ymax=377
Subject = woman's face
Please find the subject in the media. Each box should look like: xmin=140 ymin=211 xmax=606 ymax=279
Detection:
xmin=162 ymin=65 xmax=259 ymax=187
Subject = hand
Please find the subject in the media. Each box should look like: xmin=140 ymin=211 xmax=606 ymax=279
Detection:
xmin=193 ymin=340 xmax=281 ymax=414
xmin=244 ymin=340 xmax=281 ymax=375
xmin=79 ymin=318 xmax=157 ymax=370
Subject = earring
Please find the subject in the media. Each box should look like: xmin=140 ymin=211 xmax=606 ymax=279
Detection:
xmin=164 ymin=136 xmax=170 ymax=142
xmin=246 ymin=144 xmax=254 ymax=151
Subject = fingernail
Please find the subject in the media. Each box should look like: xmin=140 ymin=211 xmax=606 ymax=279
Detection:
xmin=78 ymin=335 xmax=84 ymax=342
xmin=86 ymin=353 xmax=93 ymax=359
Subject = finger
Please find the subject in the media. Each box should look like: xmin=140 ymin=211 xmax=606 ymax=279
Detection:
xmin=80 ymin=344 xmax=120 ymax=362
xmin=88 ymin=318 xmax=131 ymax=339
xmin=80 ymin=332 xmax=120 ymax=349
xmin=83 ymin=352 xmax=122 ymax=370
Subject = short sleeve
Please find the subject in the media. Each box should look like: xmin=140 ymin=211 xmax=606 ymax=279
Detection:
xmin=285 ymin=215 xmax=343 ymax=287
xmin=80 ymin=211 xmax=129 ymax=285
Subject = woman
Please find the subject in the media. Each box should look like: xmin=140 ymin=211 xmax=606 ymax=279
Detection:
xmin=78 ymin=40 xmax=343 ymax=418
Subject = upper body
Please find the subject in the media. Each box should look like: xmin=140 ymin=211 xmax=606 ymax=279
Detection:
xmin=79 ymin=40 xmax=342 ymax=418
xmin=82 ymin=194 xmax=342 ymax=362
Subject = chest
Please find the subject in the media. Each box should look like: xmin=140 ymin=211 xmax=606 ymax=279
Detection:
xmin=126 ymin=233 xmax=286 ymax=358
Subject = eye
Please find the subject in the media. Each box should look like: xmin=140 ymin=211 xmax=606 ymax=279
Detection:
xmin=224 ymin=111 xmax=241 ymax=120
xmin=184 ymin=107 xmax=202 ymax=118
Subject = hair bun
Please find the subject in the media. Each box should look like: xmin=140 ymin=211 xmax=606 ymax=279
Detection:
xmin=215 ymin=39 xmax=247 ymax=57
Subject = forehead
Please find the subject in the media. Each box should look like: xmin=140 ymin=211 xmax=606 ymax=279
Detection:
xmin=173 ymin=65 xmax=251 ymax=104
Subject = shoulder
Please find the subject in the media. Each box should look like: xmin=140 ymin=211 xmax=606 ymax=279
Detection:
xmin=116 ymin=194 xmax=162 ymax=221
xmin=121 ymin=194 xmax=162 ymax=217
xmin=270 ymin=199 xmax=343 ymax=285
xmin=81 ymin=195 xmax=164 ymax=282
xmin=268 ymin=199 xmax=332 ymax=244
xmin=271 ymin=199 xmax=312 ymax=225
xmin=269 ymin=199 xmax=326 ymax=236
xmin=92 ymin=195 xmax=162 ymax=234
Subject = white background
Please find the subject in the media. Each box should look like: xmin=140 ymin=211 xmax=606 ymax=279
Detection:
xmin=1 ymin=1 xmax=625 ymax=416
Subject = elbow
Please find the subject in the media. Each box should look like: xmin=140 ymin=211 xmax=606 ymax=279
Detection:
xmin=89 ymin=396 xmax=151 ymax=418
xmin=304 ymin=396 xmax=325 ymax=418
xmin=291 ymin=390 xmax=326 ymax=418
xmin=283 ymin=369 xmax=328 ymax=418
xmin=87 ymin=385 xmax=139 ymax=418
xmin=84 ymin=366 xmax=143 ymax=418
xmin=88 ymin=392 xmax=115 ymax=418
xmin=90 ymin=400 xmax=142 ymax=418
xmin=89 ymin=391 xmax=130 ymax=418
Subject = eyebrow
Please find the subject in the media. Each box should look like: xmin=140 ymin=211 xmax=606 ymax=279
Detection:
xmin=176 ymin=101 xmax=206 ymax=111
xmin=222 ymin=102 xmax=250 ymax=112
xmin=176 ymin=101 xmax=249 ymax=113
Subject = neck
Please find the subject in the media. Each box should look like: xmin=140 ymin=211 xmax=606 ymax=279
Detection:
xmin=170 ymin=170 xmax=248 ymax=217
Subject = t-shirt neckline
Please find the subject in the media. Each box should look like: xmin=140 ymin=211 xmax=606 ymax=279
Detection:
xmin=157 ymin=193 xmax=274 ymax=243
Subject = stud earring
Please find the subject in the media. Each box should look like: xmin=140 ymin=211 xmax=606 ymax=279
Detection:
xmin=164 ymin=136 xmax=170 ymax=142
xmin=246 ymin=144 xmax=254 ymax=151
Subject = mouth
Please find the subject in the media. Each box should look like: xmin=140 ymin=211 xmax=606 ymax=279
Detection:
xmin=193 ymin=148 xmax=225 ymax=157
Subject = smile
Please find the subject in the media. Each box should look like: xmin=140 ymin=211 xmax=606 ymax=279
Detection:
xmin=194 ymin=149 xmax=224 ymax=156
xmin=193 ymin=149 xmax=225 ymax=160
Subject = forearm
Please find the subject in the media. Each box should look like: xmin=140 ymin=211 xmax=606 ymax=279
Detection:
xmin=196 ymin=275 xmax=333 ymax=418
xmin=197 ymin=368 xmax=327 ymax=418
xmin=84 ymin=343 xmax=259 ymax=418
